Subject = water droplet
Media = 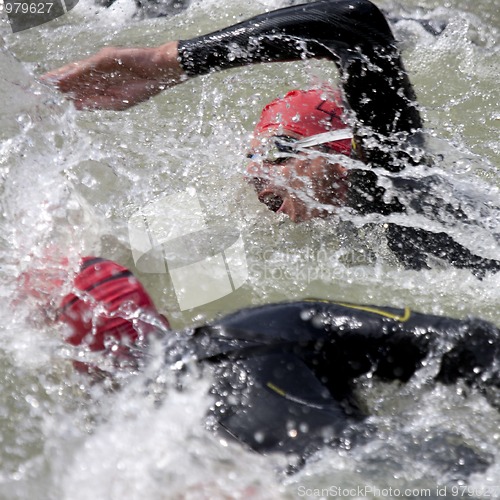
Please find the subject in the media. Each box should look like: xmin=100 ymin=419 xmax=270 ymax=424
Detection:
xmin=25 ymin=395 xmax=39 ymax=409
xmin=254 ymin=431 xmax=265 ymax=443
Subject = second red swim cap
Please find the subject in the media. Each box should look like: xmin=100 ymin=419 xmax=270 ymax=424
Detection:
xmin=58 ymin=257 xmax=169 ymax=362
xmin=254 ymin=89 xmax=352 ymax=156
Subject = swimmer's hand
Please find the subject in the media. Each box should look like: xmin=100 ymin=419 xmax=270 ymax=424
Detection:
xmin=41 ymin=41 xmax=184 ymax=111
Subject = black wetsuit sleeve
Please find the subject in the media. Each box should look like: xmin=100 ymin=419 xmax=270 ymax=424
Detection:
xmin=177 ymin=0 xmax=422 ymax=171
xmin=385 ymin=223 xmax=500 ymax=278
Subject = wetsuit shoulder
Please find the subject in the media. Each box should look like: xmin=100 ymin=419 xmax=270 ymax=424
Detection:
xmin=194 ymin=301 xmax=500 ymax=457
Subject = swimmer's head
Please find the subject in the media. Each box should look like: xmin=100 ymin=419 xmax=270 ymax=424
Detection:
xmin=253 ymin=89 xmax=352 ymax=155
xmin=58 ymin=257 xmax=169 ymax=368
xmin=247 ymin=89 xmax=352 ymax=222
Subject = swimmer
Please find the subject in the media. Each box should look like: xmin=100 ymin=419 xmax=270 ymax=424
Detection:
xmin=41 ymin=0 xmax=500 ymax=275
xmin=54 ymin=257 xmax=500 ymax=462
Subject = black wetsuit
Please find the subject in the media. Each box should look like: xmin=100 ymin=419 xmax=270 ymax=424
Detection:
xmin=164 ymin=300 xmax=500 ymax=460
xmin=178 ymin=0 xmax=500 ymax=276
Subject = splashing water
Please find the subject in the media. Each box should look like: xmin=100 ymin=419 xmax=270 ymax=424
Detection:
xmin=1 ymin=0 xmax=500 ymax=498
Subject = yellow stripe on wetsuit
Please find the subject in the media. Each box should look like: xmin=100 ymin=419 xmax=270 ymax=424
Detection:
xmin=305 ymin=299 xmax=412 ymax=322
xmin=265 ymin=382 xmax=330 ymax=410
xmin=335 ymin=302 xmax=411 ymax=322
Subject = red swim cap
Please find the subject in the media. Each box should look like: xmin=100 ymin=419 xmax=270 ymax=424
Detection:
xmin=254 ymin=89 xmax=352 ymax=156
xmin=59 ymin=257 xmax=169 ymax=361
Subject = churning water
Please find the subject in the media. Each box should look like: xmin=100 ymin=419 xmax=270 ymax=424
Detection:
xmin=0 ymin=0 xmax=499 ymax=498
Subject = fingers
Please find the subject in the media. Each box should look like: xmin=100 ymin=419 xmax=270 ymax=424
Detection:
xmin=41 ymin=57 xmax=97 ymax=91
xmin=41 ymin=63 xmax=162 ymax=110
xmin=40 ymin=49 xmax=122 ymax=107
xmin=41 ymin=61 xmax=79 ymax=83
xmin=41 ymin=47 xmax=143 ymax=92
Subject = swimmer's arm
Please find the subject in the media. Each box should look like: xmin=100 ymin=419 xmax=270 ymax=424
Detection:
xmin=42 ymin=0 xmax=373 ymax=112
xmin=348 ymin=311 xmax=500 ymax=395
xmin=41 ymin=42 xmax=184 ymax=111
xmin=42 ymin=0 xmax=419 ymax=131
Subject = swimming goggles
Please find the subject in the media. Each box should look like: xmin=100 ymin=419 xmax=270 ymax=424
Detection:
xmin=247 ymin=129 xmax=353 ymax=164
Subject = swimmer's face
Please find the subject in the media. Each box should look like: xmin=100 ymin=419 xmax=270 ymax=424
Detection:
xmin=246 ymin=130 xmax=348 ymax=223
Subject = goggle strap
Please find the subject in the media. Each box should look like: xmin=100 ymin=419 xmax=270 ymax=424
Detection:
xmin=293 ymin=129 xmax=353 ymax=149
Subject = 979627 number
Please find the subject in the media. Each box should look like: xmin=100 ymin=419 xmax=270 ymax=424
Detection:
xmin=2 ymin=2 xmax=54 ymax=14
